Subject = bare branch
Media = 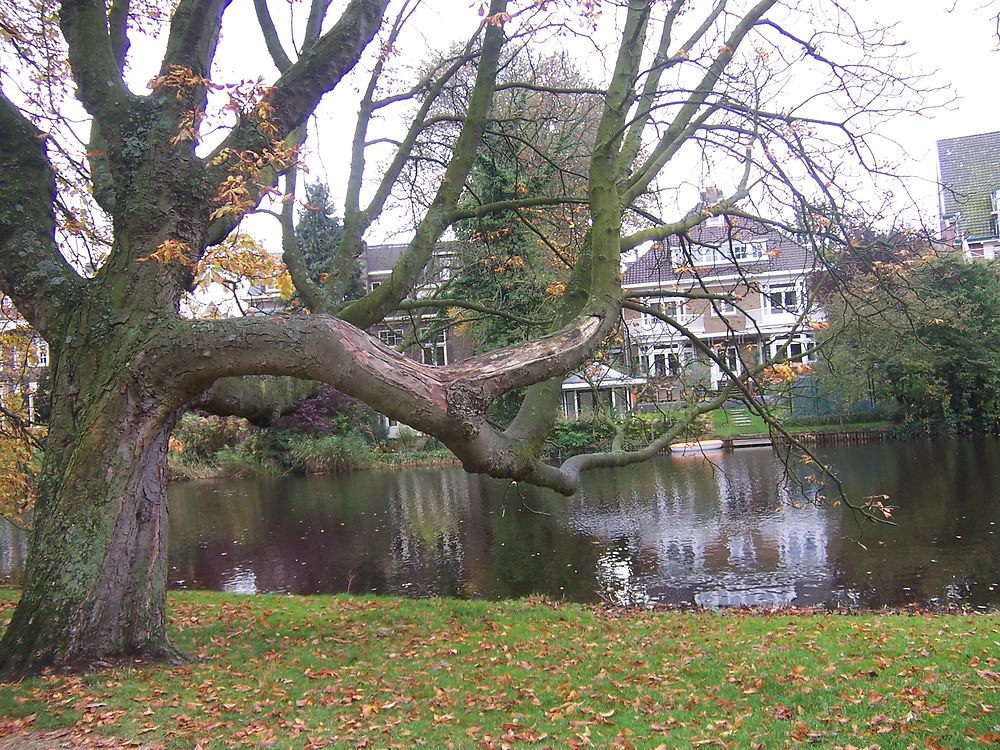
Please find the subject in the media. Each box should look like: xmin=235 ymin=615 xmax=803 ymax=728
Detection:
xmin=59 ymin=0 xmax=133 ymax=132
xmin=160 ymin=0 xmax=233 ymax=77
xmin=0 ymin=92 xmax=85 ymax=334
xmin=253 ymin=0 xmax=293 ymax=73
xmin=338 ymin=0 xmax=509 ymax=329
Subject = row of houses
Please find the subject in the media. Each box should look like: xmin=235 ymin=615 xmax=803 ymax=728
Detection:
xmin=249 ymin=126 xmax=1000 ymax=429
xmin=248 ymin=203 xmax=821 ymax=430
xmin=4 ymin=128 xmax=998 ymax=431
xmin=0 ymin=216 xmax=818 ymax=430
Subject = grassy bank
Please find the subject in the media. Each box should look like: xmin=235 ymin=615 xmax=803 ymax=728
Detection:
xmin=1 ymin=591 xmax=997 ymax=748
xmin=709 ymin=408 xmax=893 ymax=439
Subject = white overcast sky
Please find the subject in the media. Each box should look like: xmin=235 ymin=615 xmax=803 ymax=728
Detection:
xmin=192 ymin=1 xmax=1000 ymax=239
xmin=880 ymin=3 xmax=999 ymax=220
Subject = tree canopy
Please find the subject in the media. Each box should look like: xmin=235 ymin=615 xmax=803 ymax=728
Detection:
xmin=821 ymin=251 xmax=1000 ymax=432
xmin=0 ymin=0 xmax=933 ymax=674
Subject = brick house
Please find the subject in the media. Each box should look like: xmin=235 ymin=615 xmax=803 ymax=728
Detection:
xmin=621 ymin=217 xmax=820 ymax=402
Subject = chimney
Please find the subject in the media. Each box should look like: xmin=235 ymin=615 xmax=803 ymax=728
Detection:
xmin=701 ymin=186 xmax=724 ymax=206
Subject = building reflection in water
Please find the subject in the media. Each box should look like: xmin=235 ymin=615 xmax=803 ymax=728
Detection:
xmin=573 ymin=450 xmax=836 ymax=608
xmin=2 ymin=439 xmax=998 ymax=609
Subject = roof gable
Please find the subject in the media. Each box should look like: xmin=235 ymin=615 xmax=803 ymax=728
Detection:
xmin=937 ymin=130 xmax=1000 ymax=241
xmin=622 ymin=221 xmax=815 ymax=288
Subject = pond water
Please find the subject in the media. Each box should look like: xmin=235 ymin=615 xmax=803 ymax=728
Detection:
xmin=1 ymin=438 xmax=999 ymax=609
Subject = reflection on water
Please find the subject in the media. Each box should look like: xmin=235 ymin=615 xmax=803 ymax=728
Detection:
xmin=1 ymin=439 xmax=999 ymax=609
xmin=565 ymin=453 xmax=835 ymax=608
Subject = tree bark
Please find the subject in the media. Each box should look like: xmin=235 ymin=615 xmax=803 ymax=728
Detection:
xmin=0 ymin=335 xmax=184 ymax=678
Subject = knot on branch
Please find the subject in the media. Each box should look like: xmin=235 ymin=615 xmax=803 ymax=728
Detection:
xmin=446 ymin=381 xmax=489 ymax=439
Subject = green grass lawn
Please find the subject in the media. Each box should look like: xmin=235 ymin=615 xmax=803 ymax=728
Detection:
xmin=709 ymin=407 xmax=769 ymax=437
xmin=1 ymin=591 xmax=997 ymax=748
xmin=709 ymin=408 xmax=894 ymax=439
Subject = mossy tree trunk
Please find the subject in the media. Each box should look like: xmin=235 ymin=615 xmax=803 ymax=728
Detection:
xmin=0 ymin=300 xmax=191 ymax=675
xmin=0 ymin=0 xmax=824 ymax=678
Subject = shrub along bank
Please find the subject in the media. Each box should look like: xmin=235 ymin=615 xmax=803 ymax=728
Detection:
xmin=166 ymin=394 xmax=713 ymax=481
xmin=0 ymin=590 xmax=997 ymax=749
xmin=166 ymin=387 xmax=457 ymax=481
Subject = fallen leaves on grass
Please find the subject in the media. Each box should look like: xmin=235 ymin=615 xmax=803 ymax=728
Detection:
xmin=0 ymin=592 xmax=996 ymax=749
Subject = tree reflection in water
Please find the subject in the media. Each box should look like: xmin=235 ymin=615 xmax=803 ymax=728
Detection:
xmin=1 ymin=439 xmax=998 ymax=609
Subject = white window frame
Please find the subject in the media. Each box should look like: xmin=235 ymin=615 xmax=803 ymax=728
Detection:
xmin=764 ymin=282 xmax=801 ymax=314
xmin=419 ymin=326 xmax=447 ymax=366
xmin=642 ymin=297 xmax=687 ymax=324
xmin=378 ymin=327 xmax=403 ymax=348
xmin=720 ymin=344 xmax=741 ymax=374
xmin=731 ymin=240 xmax=767 ymax=262
xmin=769 ymin=335 xmax=814 ymax=364
xmin=690 ymin=246 xmax=717 ymax=266
xmin=647 ymin=346 xmax=686 ymax=377
xmin=711 ymin=296 xmax=737 ymax=316
xmin=34 ymin=339 xmax=48 ymax=367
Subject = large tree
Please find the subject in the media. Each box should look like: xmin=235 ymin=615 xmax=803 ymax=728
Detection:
xmin=0 ymin=0 xmax=924 ymax=675
xmin=820 ymin=251 xmax=1000 ymax=431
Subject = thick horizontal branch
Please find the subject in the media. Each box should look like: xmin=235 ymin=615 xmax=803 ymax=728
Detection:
xmin=153 ymin=298 xmax=617 ymax=494
xmin=195 ymin=375 xmax=322 ymax=425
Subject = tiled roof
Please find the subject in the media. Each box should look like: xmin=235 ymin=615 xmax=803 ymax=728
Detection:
xmin=363 ymin=243 xmax=409 ymax=274
xmin=622 ymin=221 xmax=816 ymax=288
xmin=363 ymin=240 xmax=459 ymax=275
xmin=937 ymin=130 xmax=1000 ymax=242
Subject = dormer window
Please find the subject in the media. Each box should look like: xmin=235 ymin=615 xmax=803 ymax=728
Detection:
xmin=731 ymin=241 xmax=767 ymax=262
xmin=691 ymin=246 xmax=716 ymax=265
xmin=678 ymin=240 xmax=768 ymax=267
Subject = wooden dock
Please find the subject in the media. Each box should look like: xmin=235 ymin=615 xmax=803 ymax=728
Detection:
xmin=727 ymin=436 xmax=773 ymax=450
xmin=786 ymin=428 xmax=892 ymax=446
xmin=723 ymin=428 xmax=893 ymax=451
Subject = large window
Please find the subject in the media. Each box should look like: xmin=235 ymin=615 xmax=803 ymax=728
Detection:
xmin=769 ymin=335 xmax=814 ymax=363
xmin=720 ymin=345 xmax=740 ymax=374
xmin=765 ymin=283 xmax=800 ymax=313
xmin=680 ymin=240 xmax=768 ymax=266
xmin=710 ymin=294 xmax=737 ymax=316
xmin=648 ymin=348 xmax=684 ymax=377
xmin=731 ymin=241 xmax=766 ymax=262
xmin=420 ymin=327 xmax=447 ymax=366
xmin=690 ymin=246 xmax=717 ymax=265
xmin=378 ymin=327 xmax=403 ymax=347
xmin=642 ymin=297 xmax=686 ymax=323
